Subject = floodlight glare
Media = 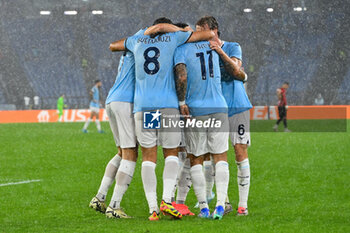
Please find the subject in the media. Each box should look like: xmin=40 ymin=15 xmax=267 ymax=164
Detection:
xmin=92 ymin=10 xmax=103 ymax=15
xmin=40 ymin=11 xmax=51 ymax=15
xmin=64 ymin=11 xmax=78 ymax=15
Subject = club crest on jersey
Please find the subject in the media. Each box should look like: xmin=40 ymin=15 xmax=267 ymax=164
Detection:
xmin=143 ymin=110 xmax=161 ymax=129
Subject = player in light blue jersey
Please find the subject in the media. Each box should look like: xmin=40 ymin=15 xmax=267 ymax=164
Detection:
xmin=174 ymin=33 xmax=229 ymax=220
xmin=90 ymin=25 xmax=185 ymax=219
xmin=197 ymin=16 xmax=252 ymax=216
xmin=90 ymin=28 xmax=146 ymax=218
xmin=109 ymin=17 xmax=215 ymax=220
xmin=174 ymin=41 xmax=228 ymax=117
xmin=82 ymin=80 xmax=104 ymax=133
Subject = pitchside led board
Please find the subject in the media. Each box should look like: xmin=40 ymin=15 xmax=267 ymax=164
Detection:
xmin=0 ymin=106 xmax=348 ymax=132
xmin=0 ymin=109 xmax=108 ymax=123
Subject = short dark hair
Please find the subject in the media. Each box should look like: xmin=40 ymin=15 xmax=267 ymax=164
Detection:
xmin=153 ymin=17 xmax=172 ymax=25
xmin=95 ymin=80 xmax=101 ymax=84
xmin=284 ymin=81 xmax=290 ymax=86
xmin=196 ymin=16 xmax=219 ymax=30
xmin=174 ymin=22 xmax=188 ymax=29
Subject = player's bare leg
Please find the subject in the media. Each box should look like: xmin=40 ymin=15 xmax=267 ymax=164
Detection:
xmin=234 ymin=143 xmax=250 ymax=216
xmin=189 ymin=153 xmax=210 ymax=218
xmin=89 ymin=147 xmax=122 ymax=213
xmin=212 ymin=152 xmax=229 ymax=219
xmin=106 ymin=147 xmax=138 ymax=219
xmin=160 ymin=147 xmax=182 ymax=219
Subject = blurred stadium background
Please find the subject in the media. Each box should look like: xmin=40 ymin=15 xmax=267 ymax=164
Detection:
xmin=0 ymin=0 xmax=348 ymax=110
xmin=1 ymin=1 xmax=349 ymax=232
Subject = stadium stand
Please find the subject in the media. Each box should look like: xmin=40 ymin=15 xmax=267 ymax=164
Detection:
xmin=87 ymin=17 xmax=139 ymax=95
xmin=0 ymin=0 xmax=348 ymax=109
xmin=337 ymin=69 xmax=350 ymax=105
xmin=0 ymin=89 xmax=5 ymax=104
xmin=4 ymin=18 xmax=88 ymax=108
xmin=253 ymin=13 xmax=338 ymax=105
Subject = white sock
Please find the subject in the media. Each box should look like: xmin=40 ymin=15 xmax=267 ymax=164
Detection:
xmin=171 ymin=151 xmax=186 ymax=202
xmin=109 ymin=159 xmax=136 ymax=209
xmin=162 ymin=156 xmax=179 ymax=203
xmin=95 ymin=119 xmax=101 ymax=131
xmin=215 ymin=161 xmax=229 ymax=207
xmin=83 ymin=118 xmax=91 ymax=130
xmin=236 ymin=159 xmax=250 ymax=208
xmin=141 ymin=161 xmax=158 ymax=213
xmin=191 ymin=164 xmax=208 ymax=210
xmin=176 ymin=158 xmax=192 ymax=204
xmin=96 ymin=153 xmax=121 ymax=201
xmin=203 ymin=160 xmax=215 ymax=199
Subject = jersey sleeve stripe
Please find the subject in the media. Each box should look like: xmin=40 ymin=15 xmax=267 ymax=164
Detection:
xmin=230 ymin=56 xmax=242 ymax=61
xmin=173 ymin=62 xmax=186 ymax=68
xmin=184 ymin=31 xmax=193 ymax=44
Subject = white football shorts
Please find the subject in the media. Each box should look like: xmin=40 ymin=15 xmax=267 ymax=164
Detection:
xmin=134 ymin=108 xmax=181 ymax=148
xmin=185 ymin=112 xmax=229 ymax=157
xmin=89 ymin=106 xmax=100 ymax=113
xmin=106 ymin=101 xmax=137 ymax=148
xmin=229 ymin=110 xmax=251 ymax=146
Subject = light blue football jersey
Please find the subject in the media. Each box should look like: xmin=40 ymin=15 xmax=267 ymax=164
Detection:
xmin=220 ymin=41 xmax=252 ymax=116
xmin=125 ymin=31 xmax=192 ymax=112
xmin=106 ymin=28 xmax=146 ymax=105
xmin=90 ymin=85 xmax=100 ymax=108
xmin=174 ymin=41 xmax=227 ymax=117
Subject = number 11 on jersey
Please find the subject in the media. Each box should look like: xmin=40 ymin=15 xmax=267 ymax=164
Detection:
xmin=196 ymin=50 xmax=214 ymax=80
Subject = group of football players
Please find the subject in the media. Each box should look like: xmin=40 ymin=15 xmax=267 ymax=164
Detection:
xmin=88 ymin=16 xmax=252 ymax=221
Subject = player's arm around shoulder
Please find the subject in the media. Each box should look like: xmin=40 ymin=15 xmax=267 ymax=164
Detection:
xmin=186 ymin=30 xmax=215 ymax=43
xmin=144 ymin=23 xmax=185 ymax=36
xmin=109 ymin=38 xmax=126 ymax=52
xmin=210 ymin=41 xmax=246 ymax=81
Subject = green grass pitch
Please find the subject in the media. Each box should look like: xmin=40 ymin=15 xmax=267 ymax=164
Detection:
xmin=0 ymin=121 xmax=349 ymax=232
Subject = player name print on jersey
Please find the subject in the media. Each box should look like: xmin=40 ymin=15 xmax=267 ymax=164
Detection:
xmin=126 ymin=31 xmax=192 ymax=113
xmin=137 ymin=35 xmax=171 ymax=44
xmin=194 ymin=43 xmax=209 ymax=50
